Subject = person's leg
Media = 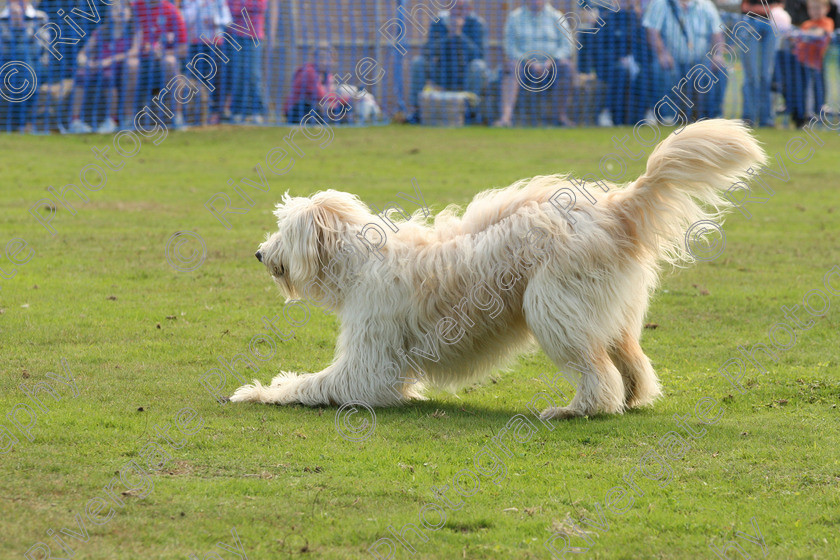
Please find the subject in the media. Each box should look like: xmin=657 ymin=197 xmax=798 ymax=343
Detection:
xmin=20 ymin=87 xmax=38 ymax=132
xmin=209 ymin=45 xmax=223 ymax=122
xmin=240 ymin=43 xmax=254 ymax=115
xmin=220 ymin=43 xmax=233 ymax=117
xmin=70 ymin=72 xmax=88 ymax=123
xmin=696 ymin=59 xmax=728 ymax=119
xmin=464 ymin=59 xmax=488 ymax=123
xmin=230 ymin=44 xmax=246 ymax=118
xmin=627 ymin=68 xmax=648 ymax=124
xmin=758 ymin=22 xmax=778 ymax=126
xmin=495 ymin=61 xmax=519 ymax=126
xmin=660 ymin=64 xmax=684 ymax=122
xmin=105 ymin=87 xmax=118 ymax=122
xmin=464 ymin=58 xmax=489 ymax=97
xmin=777 ymin=49 xmax=798 ymax=124
xmin=555 ymin=58 xmax=575 ymax=126
xmin=161 ymin=54 xmax=183 ymax=122
xmin=740 ymin=16 xmax=761 ymax=125
xmin=247 ymin=43 xmax=267 ymax=117
xmin=714 ymin=62 xmax=728 ymax=118
xmin=812 ymin=67 xmax=826 ymax=116
xmin=122 ymin=55 xmax=140 ymax=124
xmin=792 ymin=58 xmax=808 ymax=125
xmin=287 ymin=100 xmax=312 ymax=123
xmin=801 ymin=69 xmax=813 ymax=119
xmin=606 ymin=64 xmax=630 ymax=124
xmin=409 ymin=55 xmax=427 ymax=117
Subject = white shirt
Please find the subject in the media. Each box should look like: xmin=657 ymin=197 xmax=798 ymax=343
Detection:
xmin=180 ymin=0 xmax=232 ymax=44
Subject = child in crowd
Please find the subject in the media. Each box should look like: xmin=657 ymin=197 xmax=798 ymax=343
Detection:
xmin=789 ymin=0 xmax=834 ymax=125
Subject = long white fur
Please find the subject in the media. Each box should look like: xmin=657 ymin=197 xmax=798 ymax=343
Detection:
xmin=230 ymin=119 xmax=766 ymax=419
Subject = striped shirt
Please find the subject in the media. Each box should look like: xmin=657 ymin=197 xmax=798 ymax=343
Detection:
xmin=642 ymin=0 xmax=723 ymax=63
xmin=503 ymin=4 xmax=573 ymax=62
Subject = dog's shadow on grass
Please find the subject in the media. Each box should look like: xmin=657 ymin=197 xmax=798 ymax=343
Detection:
xmin=313 ymin=398 xmax=658 ymax=429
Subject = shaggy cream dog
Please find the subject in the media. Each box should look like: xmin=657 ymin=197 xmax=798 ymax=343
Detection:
xmin=230 ymin=119 xmax=765 ymax=419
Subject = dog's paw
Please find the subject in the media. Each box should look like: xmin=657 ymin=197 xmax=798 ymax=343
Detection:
xmin=228 ymin=383 xmax=263 ymax=403
xmin=540 ymin=406 xmax=585 ymax=421
xmin=626 ymin=387 xmax=663 ymax=409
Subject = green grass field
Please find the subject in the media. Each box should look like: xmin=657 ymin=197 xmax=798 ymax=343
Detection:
xmin=1 ymin=124 xmax=839 ymax=559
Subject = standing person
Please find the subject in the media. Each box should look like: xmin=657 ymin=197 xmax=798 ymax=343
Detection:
xmin=591 ymin=0 xmax=654 ymax=125
xmin=67 ymin=0 xmax=141 ymax=134
xmin=126 ymin=0 xmax=189 ymax=127
xmin=741 ymin=0 xmax=784 ymax=127
xmin=0 ymin=0 xmax=48 ymax=132
xmin=407 ymin=0 xmax=489 ymax=124
xmin=787 ymin=0 xmax=834 ymax=125
xmin=222 ymin=0 xmax=266 ymax=123
xmin=643 ymin=0 xmax=729 ymax=120
xmin=495 ymin=0 xmax=576 ymax=127
xmin=180 ymin=0 xmax=231 ymax=124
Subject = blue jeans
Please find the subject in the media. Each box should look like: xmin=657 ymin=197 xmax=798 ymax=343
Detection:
xmin=185 ymin=43 xmax=223 ymax=114
xmin=803 ymin=66 xmax=826 ymax=119
xmin=741 ymin=18 xmax=778 ymax=126
xmin=777 ymin=49 xmax=824 ymax=123
xmin=1 ymin=56 xmax=41 ymax=131
xmin=659 ymin=60 xmax=728 ymax=121
xmin=598 ymin=62 xmax=649 ymax=125
xmin=223 ymin=41 xmax=266 ymax=116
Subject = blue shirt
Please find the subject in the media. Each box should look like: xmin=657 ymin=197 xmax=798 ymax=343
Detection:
xmin=503 ymin=4 xmax=573 ymax=62
xmin=642 ymin=0 xmax=722 ymax=63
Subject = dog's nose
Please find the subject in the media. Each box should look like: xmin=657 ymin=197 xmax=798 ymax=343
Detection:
xmin=255 ymin=251 xmax=263 ymax=262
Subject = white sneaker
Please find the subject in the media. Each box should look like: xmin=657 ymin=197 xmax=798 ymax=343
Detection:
xmin=597 ymin=109 xmax=614 ymax=127
xmin=68 ymin=119 xmax=93 ymax=134
xmin=644 ymin=109 xmax=657 ymax=126
xmin=96 ymin=118 xmax=118 ymax=134
xmin=173 ymin=113 xmax=187 ymax=129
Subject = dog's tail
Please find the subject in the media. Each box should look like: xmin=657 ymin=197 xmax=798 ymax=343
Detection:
xmin=612 ymin=119 xmax=766 ymax=264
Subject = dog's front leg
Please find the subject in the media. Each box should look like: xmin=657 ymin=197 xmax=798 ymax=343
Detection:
xmin=228 ymin=357 xmax=415 ymax=407
xmin=227 ymin=371 xmax=324 ymax=405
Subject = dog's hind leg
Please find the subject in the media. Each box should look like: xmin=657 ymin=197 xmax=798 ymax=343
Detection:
xmin=523 ymin=295 xmax=625 ymax=418
xmin=537 ymin=347 xmax=626 ymax=420
xmin=608 ymin=331 xmax=662 ymax=409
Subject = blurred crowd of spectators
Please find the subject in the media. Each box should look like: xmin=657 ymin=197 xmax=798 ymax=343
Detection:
xmin=1 ymin=0 xmax=839 ymax=132
xmin=404 ymin=0 xmax=839 ymax=127
xmin=0 ymin=0 xmax=266 ymax=132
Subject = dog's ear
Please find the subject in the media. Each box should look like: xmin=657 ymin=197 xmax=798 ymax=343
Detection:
xmin=281 ymin=190 xmax=370 ymax=287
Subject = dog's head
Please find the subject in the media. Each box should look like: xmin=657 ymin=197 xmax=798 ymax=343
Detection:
xmin=255 ymin=190 xmax=371 ymax=302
